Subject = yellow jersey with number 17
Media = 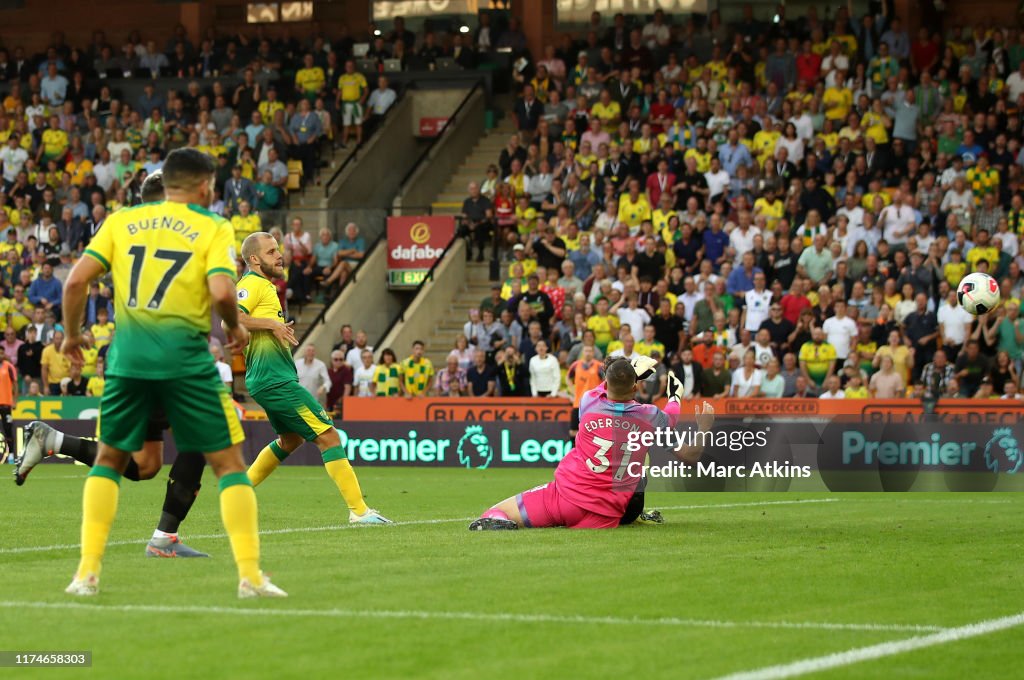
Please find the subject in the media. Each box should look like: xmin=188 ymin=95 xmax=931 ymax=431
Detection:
xmin=83 ymin=200 xmax=236 ymax=379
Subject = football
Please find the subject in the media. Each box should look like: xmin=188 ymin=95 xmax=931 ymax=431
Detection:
xmin=957 ymin=272 xmax=1001 ymax=315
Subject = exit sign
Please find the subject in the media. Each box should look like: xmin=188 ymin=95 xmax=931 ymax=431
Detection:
xmin=388 ymin=269 xmax=427 ymax=287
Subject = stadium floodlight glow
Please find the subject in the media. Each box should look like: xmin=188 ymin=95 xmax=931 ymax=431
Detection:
xmin=459 ymin=25 xmax=470 ymax=33
xmin=373 ymin=29 xmax=382 ymax=36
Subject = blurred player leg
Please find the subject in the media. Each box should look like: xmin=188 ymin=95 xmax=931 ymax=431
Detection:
xmin=15 ymin=421 xmax=145 ymax=484
xmin=147 ymin=452 xmax=209 ymax=558
xmin=0 ymin=405 xmax=15 ymax=459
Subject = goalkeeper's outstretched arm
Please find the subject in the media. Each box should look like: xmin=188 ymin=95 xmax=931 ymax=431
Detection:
xmin=665 ymin=371 xmax=715 ymax=464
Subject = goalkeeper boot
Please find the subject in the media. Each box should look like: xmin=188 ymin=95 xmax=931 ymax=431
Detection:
xmin=238 ymin=573 xmax=288 ymax=599
xmin=146 ymin=535 xmax=210 ymax=558
xmin=349 ymin=508 xmax=393 ymax=524
xmin=14 ymin=421 xmax=55 ymax=486
xmin=64 ymin=573 xmax=99 ymax=597
xmin=636 ymin=510 xmax=665 ymax=525
xmin=468 ymin=517 xmax=519 ymax=531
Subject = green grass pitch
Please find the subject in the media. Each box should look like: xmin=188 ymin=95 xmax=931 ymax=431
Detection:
xmin=2 ymin=465 xmax=1023 ymax=679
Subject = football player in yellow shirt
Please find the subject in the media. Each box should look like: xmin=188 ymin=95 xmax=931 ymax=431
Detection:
xmin=238 ymin=231 xmax=391 ymax=526
xmin=57 ymin=148 xmax=281 ymax=597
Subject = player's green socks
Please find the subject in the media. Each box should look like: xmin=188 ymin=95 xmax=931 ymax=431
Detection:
xmin=246 ymin=440 xmax=289 ymax=486
xmin=219 ymin=472 xmax=262 ymax=585
xmin=322 ymin=446 xmax=368 ymax=515
xmin=77 ymin=465 xmax=121 ymax=579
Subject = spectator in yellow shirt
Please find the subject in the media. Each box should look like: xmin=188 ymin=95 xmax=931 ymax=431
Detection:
xmin=966 ymin=230 xmax=1000 ymax=272
xmin=635 ymin=324 xmax=666 ymax=357
xmin=590 ymin=90 xmax=621 ymax=133
xmin=86 ymin=359 xmax=105 ymax=397
xmin=38 ymin=115 xmax=68 ymax=163
xmin=79 ymin=331 xmax=99 ymax=378
xmin=586 ymin=297 xmax=621 ymax=354
xmin=66 ymin=149 xmax=93 ymax=185
xmin=944 ymin=249 xmax=967 ymax=287
xmin=257 ymin=88 xmax=285 ymax=126
xmin=617 ymin=179 xmax=652 ymax=229
xmin=231 ymin=200 xmax=262 ymax=251
xmin=90 ymin=307 xmax=114 ymax=349
xmin=336 ymin=59 xmax=368 ymax=146
xmin=41 ymin=329 xmax=71 ymax=395
xmin=507 ymin=244 xmax=537 ymax=279
xmin=295 ymin=54 xmax=326 ymax=98
xmin=823 ymin=83 xmax=852 ymax=121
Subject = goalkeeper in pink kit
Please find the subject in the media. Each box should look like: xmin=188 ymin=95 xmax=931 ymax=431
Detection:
xmin=470 ymin=356 xmax=714 ymax=530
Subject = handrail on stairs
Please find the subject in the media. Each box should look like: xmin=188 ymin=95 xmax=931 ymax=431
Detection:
xmin=394 ymin=78 xmax=485 ymax=197
xmin=292 ymin=233 xmax=385 ymax=352
xmin=323 ymin=83 xmax=411 ymax=198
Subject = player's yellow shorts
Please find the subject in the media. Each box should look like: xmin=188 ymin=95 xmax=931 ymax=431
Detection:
xmin=252 ymin=380 xmax=333 ymax=442
xmin=98 ymin=368 xmax=245 ymax=454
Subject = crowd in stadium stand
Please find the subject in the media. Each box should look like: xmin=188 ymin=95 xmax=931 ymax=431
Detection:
xmin=8 ymin=9 xmax=1024 ymax=408
xmin=444 ymin=6 xmax=1024 ymax=404
xmin=0 ymin=24 xmax=402 ymax=395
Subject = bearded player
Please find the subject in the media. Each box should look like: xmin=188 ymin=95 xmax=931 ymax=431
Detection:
xmin=61 ymin=148 xmax=282 ymax=597
xmin=14 ymin=170 xmax=213 ymax=558
xmin=470 ymin=356 xmax=714 ymax=530
xmin=237 ymin=231 xmax=390 ymax=523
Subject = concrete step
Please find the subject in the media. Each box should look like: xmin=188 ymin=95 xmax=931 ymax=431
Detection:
xmin=436 ymin=192 xmax=474 ymax=203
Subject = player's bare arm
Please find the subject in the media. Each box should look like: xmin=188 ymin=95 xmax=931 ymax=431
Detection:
xmin=238 ymin=311 xmax=297 ymax=346
xmin=60 ymin=254 xmax=106 ymax=362
xmin=210 ymin=275 xmax=250 ymax=353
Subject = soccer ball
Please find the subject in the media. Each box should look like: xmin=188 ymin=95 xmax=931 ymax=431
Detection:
xmin=957 ymin=272 xmax=1001 ymax=315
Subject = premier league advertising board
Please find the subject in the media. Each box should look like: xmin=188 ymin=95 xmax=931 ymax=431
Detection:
xmin=28 ymin=417 xmax=1024 ymax=491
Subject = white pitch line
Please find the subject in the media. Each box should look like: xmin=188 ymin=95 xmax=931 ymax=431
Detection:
xmin=656 ymin=498 xmax=838 ymax=511
xmin=710 ymin=611 xmax=1024 ymax=680
xmin=0 ymin=516 xmax=471 ymax=555
xmin=0 ymin=498 xmax=838 ymax=556
xmin=0 ymin=600 xmax=945 ymax=634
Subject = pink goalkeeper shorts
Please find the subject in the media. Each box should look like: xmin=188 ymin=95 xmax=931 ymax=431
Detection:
xmin=515 ymin=481 xmax=620 ymax=529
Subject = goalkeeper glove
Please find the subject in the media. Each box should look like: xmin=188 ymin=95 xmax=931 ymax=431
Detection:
xmin=667 ymin=371 xmax=684 ymax=403
xmin=630 ymin=355 xmax=659 ymax=381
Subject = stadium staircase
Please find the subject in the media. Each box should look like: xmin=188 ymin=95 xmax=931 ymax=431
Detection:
xmin=423 ymin=261 xmax=493 ymax=369
xmin=281 ymin=145 xmax=356 ymax=339
xmin=414 ymin=115 xmax=515 ymax=369
xmin=429 ymin=115 xmax=515 ymax=217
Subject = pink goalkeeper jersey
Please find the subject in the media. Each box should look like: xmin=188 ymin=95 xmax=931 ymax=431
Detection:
xmin=554 ymin=383 xmax=680 ymax=517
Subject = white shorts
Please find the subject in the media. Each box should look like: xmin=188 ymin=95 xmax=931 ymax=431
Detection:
xmin=342 ymin=102 xmax=363 ymax=127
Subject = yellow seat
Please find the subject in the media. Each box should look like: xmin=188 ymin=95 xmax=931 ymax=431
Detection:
xmin=287 ymin=160 xmax=303 ymax=191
